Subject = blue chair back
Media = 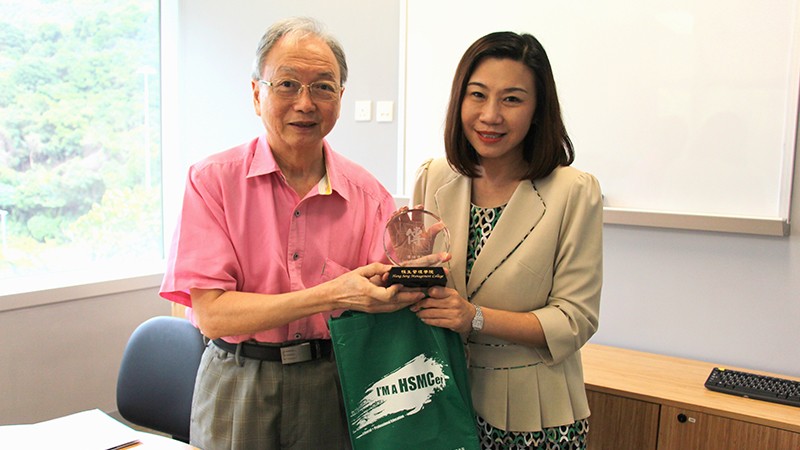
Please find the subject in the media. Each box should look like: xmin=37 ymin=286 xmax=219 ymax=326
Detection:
xmin=116 ymin=316 xmax=205 ymax=443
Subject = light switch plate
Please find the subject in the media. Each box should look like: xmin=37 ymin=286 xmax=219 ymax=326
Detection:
xmin=355 ymin=100 xmax=371 ymax=121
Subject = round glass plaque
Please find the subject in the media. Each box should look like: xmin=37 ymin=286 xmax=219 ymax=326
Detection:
xmin=383 ymin=208 xmax=450 ymax=287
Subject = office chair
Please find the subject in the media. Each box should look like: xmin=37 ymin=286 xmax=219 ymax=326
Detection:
xmin=116 ymin=315 xmax=206 ymax=444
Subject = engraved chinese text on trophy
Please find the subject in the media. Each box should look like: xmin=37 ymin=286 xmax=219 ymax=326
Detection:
xmin=383 ymin=208 xmax=450 ymax=287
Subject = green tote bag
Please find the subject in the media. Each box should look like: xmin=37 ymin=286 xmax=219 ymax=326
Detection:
xmin=329 ymin=307 xmax=480 ymax=450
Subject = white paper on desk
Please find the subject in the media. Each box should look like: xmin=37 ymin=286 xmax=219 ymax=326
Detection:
xmin=0 ymin=424 xmax=35 ymax=448
xmin=0 ymin=408 xmax=141 ymax=450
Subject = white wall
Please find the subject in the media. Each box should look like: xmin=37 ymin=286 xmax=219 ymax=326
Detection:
xmin=0 ymin=288 xmax=168 ymax=424
xmin=174 ymin=0 xmax=401 ymax=193
xmin=594 ymin=145 xmax=800 ymax=376
xmin=1 ymin=0 xmax=798 ymax=426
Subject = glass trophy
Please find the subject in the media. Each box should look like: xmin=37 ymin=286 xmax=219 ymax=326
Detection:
xmin=383 ymin=208 xmax=450 ymax=287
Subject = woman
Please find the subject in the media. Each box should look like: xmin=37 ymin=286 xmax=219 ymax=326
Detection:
xmin=410 ymin=31 xmax=603 ymax=449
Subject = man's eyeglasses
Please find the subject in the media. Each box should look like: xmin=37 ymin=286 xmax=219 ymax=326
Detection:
xmin=259 ymin=79 xmax=342 ymax=102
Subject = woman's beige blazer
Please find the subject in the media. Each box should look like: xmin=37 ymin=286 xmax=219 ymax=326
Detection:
xmin=413 ymin=158 xmax=603 ymax=432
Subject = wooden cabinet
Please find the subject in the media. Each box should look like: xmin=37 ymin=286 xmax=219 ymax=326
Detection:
xmin=657 ymin=405 xmax=800 ymax=450
xmin=585 ymin=390 xmax=658 ymax=450
xmin=582 ymin=344 xmax=800 ymax=450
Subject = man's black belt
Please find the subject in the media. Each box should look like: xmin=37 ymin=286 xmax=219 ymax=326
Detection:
xmin=212 ymin=338 xmax=332 ymax=364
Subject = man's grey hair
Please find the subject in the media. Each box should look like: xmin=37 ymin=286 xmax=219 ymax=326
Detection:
xmin=251 ymin=17 xmax=348 ymax=85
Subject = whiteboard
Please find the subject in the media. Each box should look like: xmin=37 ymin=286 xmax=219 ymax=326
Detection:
xmin=400 ymin=0 xmax=799 ymax=235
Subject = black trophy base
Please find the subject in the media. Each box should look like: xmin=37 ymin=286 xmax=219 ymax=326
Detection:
xmin=387 ymin=266 xmax=446 ymax=288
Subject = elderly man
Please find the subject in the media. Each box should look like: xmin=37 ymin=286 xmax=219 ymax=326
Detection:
xmin=160 ymin=17 xmax=423 ymax=450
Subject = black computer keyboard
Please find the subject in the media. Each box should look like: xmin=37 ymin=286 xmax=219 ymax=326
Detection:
xmin=704 ymin=367 xmax=800 ymax=408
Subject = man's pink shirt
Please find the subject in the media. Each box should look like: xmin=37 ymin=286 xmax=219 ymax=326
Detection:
xmin=160 ymin=134 xmax=397 ymax=343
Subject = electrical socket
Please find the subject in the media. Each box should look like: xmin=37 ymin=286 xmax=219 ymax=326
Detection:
xmin=376 ymin=101 xmax=393 ymax=122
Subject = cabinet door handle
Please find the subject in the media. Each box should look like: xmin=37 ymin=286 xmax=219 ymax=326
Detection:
xmin=677 ymin=413 xmax=696 ymax=424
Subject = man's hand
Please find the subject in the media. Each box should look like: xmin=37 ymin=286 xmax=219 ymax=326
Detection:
xmin=329 ymin=262 xmax=426 ymax=313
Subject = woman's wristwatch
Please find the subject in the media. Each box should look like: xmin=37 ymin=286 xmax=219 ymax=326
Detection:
xmin=471 ymin=305 xmax=484 ymax=332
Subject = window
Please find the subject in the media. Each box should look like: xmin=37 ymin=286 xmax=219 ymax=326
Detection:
xmin=0 ymin=0 xmax=162 ymax=297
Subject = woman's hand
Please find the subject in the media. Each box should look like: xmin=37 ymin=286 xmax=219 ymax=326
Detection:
xmin=410 ymin=285 xmax=474 ymax=334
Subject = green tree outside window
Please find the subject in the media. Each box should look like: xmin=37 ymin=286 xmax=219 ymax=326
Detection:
xmin=0 ymin=0 xmax=161 ymax=284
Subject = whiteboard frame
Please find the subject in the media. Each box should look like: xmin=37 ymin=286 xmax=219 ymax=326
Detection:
xmin=398 ymin=0 xmax=799 ymax=237
xmin=604 ymin=208 xmax=790 ymax=236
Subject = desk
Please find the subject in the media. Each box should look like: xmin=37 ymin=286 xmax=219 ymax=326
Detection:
xmin=582 ymin=344 xmax=800 ymax=450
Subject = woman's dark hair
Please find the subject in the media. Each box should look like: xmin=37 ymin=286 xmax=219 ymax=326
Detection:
xmin=444 ymin=31 xmax=574 ymax=181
